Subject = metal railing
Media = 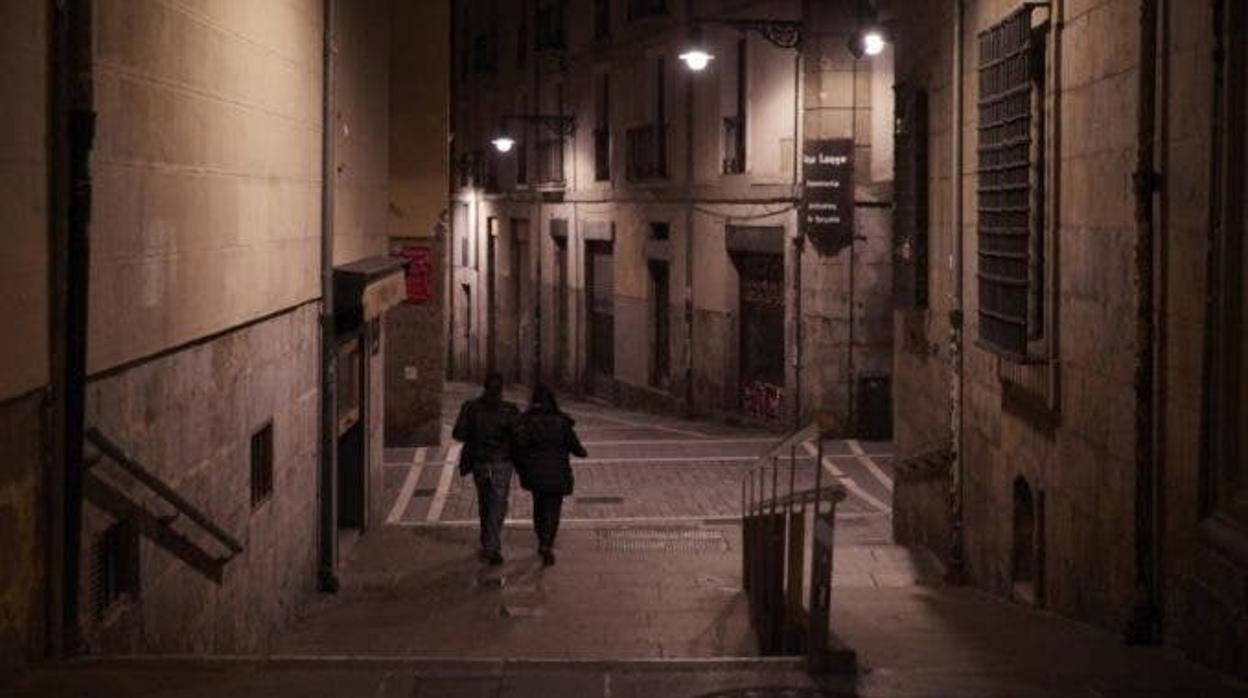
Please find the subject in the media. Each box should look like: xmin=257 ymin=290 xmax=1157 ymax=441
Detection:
xmin=537 ymin=138 xmax=565 ymax=184
xmin=625 ymin=123 xmax=668 ymax=181
xmin=84 ymin=428 xmax=243 ymax=583
xmin=741 ymin=421 xmax=847 ymax=673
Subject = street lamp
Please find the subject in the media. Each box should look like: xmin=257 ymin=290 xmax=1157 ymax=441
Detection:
xmin=848 ymin=27 xmax=890 ymax=59
xmin=678 ymin=49 xmax=714 ymax=72
xmin=679 ymin=17 xmax=804 ymax=69
xmin=488 ymin=113 xmax=576 ymax=155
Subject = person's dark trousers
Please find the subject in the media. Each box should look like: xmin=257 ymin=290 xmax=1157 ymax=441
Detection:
xmin=472 ymin=461 xmax=513 ymax=554
xmin=532 ymin=492 xmax=564 ymax=551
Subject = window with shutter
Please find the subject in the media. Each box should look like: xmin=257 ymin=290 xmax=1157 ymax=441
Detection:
xmin=976 ymin=6 xmax=1045 ymax=358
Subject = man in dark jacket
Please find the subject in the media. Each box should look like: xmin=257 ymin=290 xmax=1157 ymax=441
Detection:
xmin=452 ymin=373 xmax=519 ymax=565
xmin=514 ymin=385 xmax=587 ymax=566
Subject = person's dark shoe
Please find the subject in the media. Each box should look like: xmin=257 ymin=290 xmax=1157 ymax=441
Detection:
xmin=540 ymin=549 xmax=555 ymax=567
xmin=477 ymin=549 xmax=490 ymax=562
xmin=486 ymin=551 xmax=504 ymax=566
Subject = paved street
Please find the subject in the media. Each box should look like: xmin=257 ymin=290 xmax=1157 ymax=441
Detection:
xmin=9 ymin=384 xmax=1245 ymax=696
xmin=383 ymin=383 xmax=896 ymax=528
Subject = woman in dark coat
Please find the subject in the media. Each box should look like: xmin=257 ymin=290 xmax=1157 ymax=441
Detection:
xmin=514 ymin=385 xmax=587 ymax=566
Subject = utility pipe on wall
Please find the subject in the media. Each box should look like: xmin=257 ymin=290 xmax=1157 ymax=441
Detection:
xmin=683 ymin=0 xmax=696 ymax=417
xmin=317 ymin=0 xmax=340 ymax=593
xmin=1126 ymin=0 xmax=1162 ymax=645
xmin=50 ymin=0 xmax=95 ymax=655
xmin=948 ymin=0 xmax=967 ymax=583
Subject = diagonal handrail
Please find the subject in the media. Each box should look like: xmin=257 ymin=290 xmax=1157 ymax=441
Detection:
xmin=739 ymin=419 xmax=851 ymax=673
xmin=85 ymin=427 xmax=244 ymax=555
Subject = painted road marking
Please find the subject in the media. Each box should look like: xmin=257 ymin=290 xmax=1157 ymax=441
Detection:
xmin=803 ymin=442 xmax=891 ymax=513
xmin=387 ymin=447 xmax=426 ymax=524
xmin=397 ymin=510 xmax=892 ymax=528
xmin=425 ymin=443 xmax=461 ymax=522
xmin=578 ymin=437 xmax=778 ymax=446
xmin=847 ymin=439 xmax=895 ymax=492
xmin=382 ymin=455 xmax=812 ymax=468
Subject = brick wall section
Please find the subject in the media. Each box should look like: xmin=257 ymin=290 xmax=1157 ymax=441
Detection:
xmin=82 ymin=303 xmax=319 ymax=654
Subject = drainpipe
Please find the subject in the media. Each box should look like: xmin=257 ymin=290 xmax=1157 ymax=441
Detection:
xmin=682 ymin=0 xmax=696 ymax=418
xmin=792 ymin=0 xmax=807 ymax=431
xmin=1198 ymin=1 xmax=1227 ymax=519
xmin=49 ymin=0 xmax=94 ymax=655
xmin=1126 ymin=0 xmax=1162 ymax=645
xmin=947 ymin=0 xmax=967 ymax=584
xmin=317 ymin=0 xmax=340 ymax=593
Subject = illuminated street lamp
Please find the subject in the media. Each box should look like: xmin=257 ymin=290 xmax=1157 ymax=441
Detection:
xmin=488 ymin=114 xmax=576 ymax=155
xmin=848 ymin=27 xmax=890 ymax=59
xmin=678 ymin=48 xmax=714 ymax=72
xmin=681 ymin=18 xmax=803 ymax=70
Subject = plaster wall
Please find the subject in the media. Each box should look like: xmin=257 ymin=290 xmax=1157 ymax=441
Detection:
xmin=0 ymin=0 xmax=49 ymax=677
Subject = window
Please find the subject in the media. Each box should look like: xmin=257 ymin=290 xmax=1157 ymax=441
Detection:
xmin=536 ymin=0 xmax=565 ymax=51
xmin=516 ymin=4 xmax=528 ymax=68
xmin=594 ymin=0 xmax=610 ymax=39
xmin=626 ymin=57 xmax=668 ymax=181
xmin=975 ymin=7 xmax=1046 ymax=358
xmin=594 ymin=72 xmax=611 ymax=181
xmin=251 ymin=422 xmax=274 ymax=507
xmin=724 ymin=38 xmax=747 ymax=174
xmin=893 ymin=85 xmax=929 ymax=309
xmin=472 ymin=32 xmax=498 ymax=73
xmin=627 ymin=0 xmax=666 ymax=21
xmin=93 ymin=521 xmax=139 ymax=616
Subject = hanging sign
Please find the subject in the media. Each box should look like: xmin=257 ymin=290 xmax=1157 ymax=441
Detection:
xmin=401 ymin=245 xmax=434 ymax=303
xmin=802 ymin=138 xmax=855 ymax=254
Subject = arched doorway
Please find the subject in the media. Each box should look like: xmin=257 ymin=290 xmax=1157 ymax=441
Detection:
xmin=1012 ymin=476 xmax=1039 ymax=605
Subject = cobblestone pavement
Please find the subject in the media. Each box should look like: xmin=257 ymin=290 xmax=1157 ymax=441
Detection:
xmin=383 ymin=383 xmax=895 ymax=528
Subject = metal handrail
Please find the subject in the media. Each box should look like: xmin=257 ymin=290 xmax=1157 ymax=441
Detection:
xmin=739 ymin=419 xmax=849 ymax=672
xmin=85 ymin=427 xmax=244 ymax=554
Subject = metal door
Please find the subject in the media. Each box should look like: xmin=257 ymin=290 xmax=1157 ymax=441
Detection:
xmin=738 ymin=252 xmax=785 ymax=421
xmin=587 ymin=241 xmax=615 ymax=386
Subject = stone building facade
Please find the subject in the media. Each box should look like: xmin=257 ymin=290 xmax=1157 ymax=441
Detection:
xmin=0 ymin=0 xmax=449 ymax=675
xmin=448 ymin=0 xmax=896 ymax=431
xmin=889 ymin=0 xmax=1248 ymax=678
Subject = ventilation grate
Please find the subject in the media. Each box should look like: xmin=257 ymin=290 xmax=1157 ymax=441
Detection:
xmin=595 ymin=528 xmax=729 ymax=553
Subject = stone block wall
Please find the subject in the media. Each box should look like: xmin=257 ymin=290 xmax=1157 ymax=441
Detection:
xmin=892 ymin=0 xmax=1144 ymax=628
xmin=81 ymin=303 xmax=320 ymax=654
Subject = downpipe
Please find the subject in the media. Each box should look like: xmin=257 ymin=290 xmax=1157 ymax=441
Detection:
xmin=947 ymin=0 xmax=967 ymax=584
xmin=1126 ymin=0 xmax=1162 ymax=645
xmin=317 ymin=0 xmax=340 ymax=593
xmin=49 ymin=0 xmax=95 ymax=656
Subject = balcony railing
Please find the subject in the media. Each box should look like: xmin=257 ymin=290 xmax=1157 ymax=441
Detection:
xmin=723 ymin=116 xmax=745 ymax=174
xmin=537 ymin=138 xmax=565 ymax=184
xmin=593 ymin=128 xmax=610 ymax=181
xmin=625 ymin=123 xmax=667 ymax=181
